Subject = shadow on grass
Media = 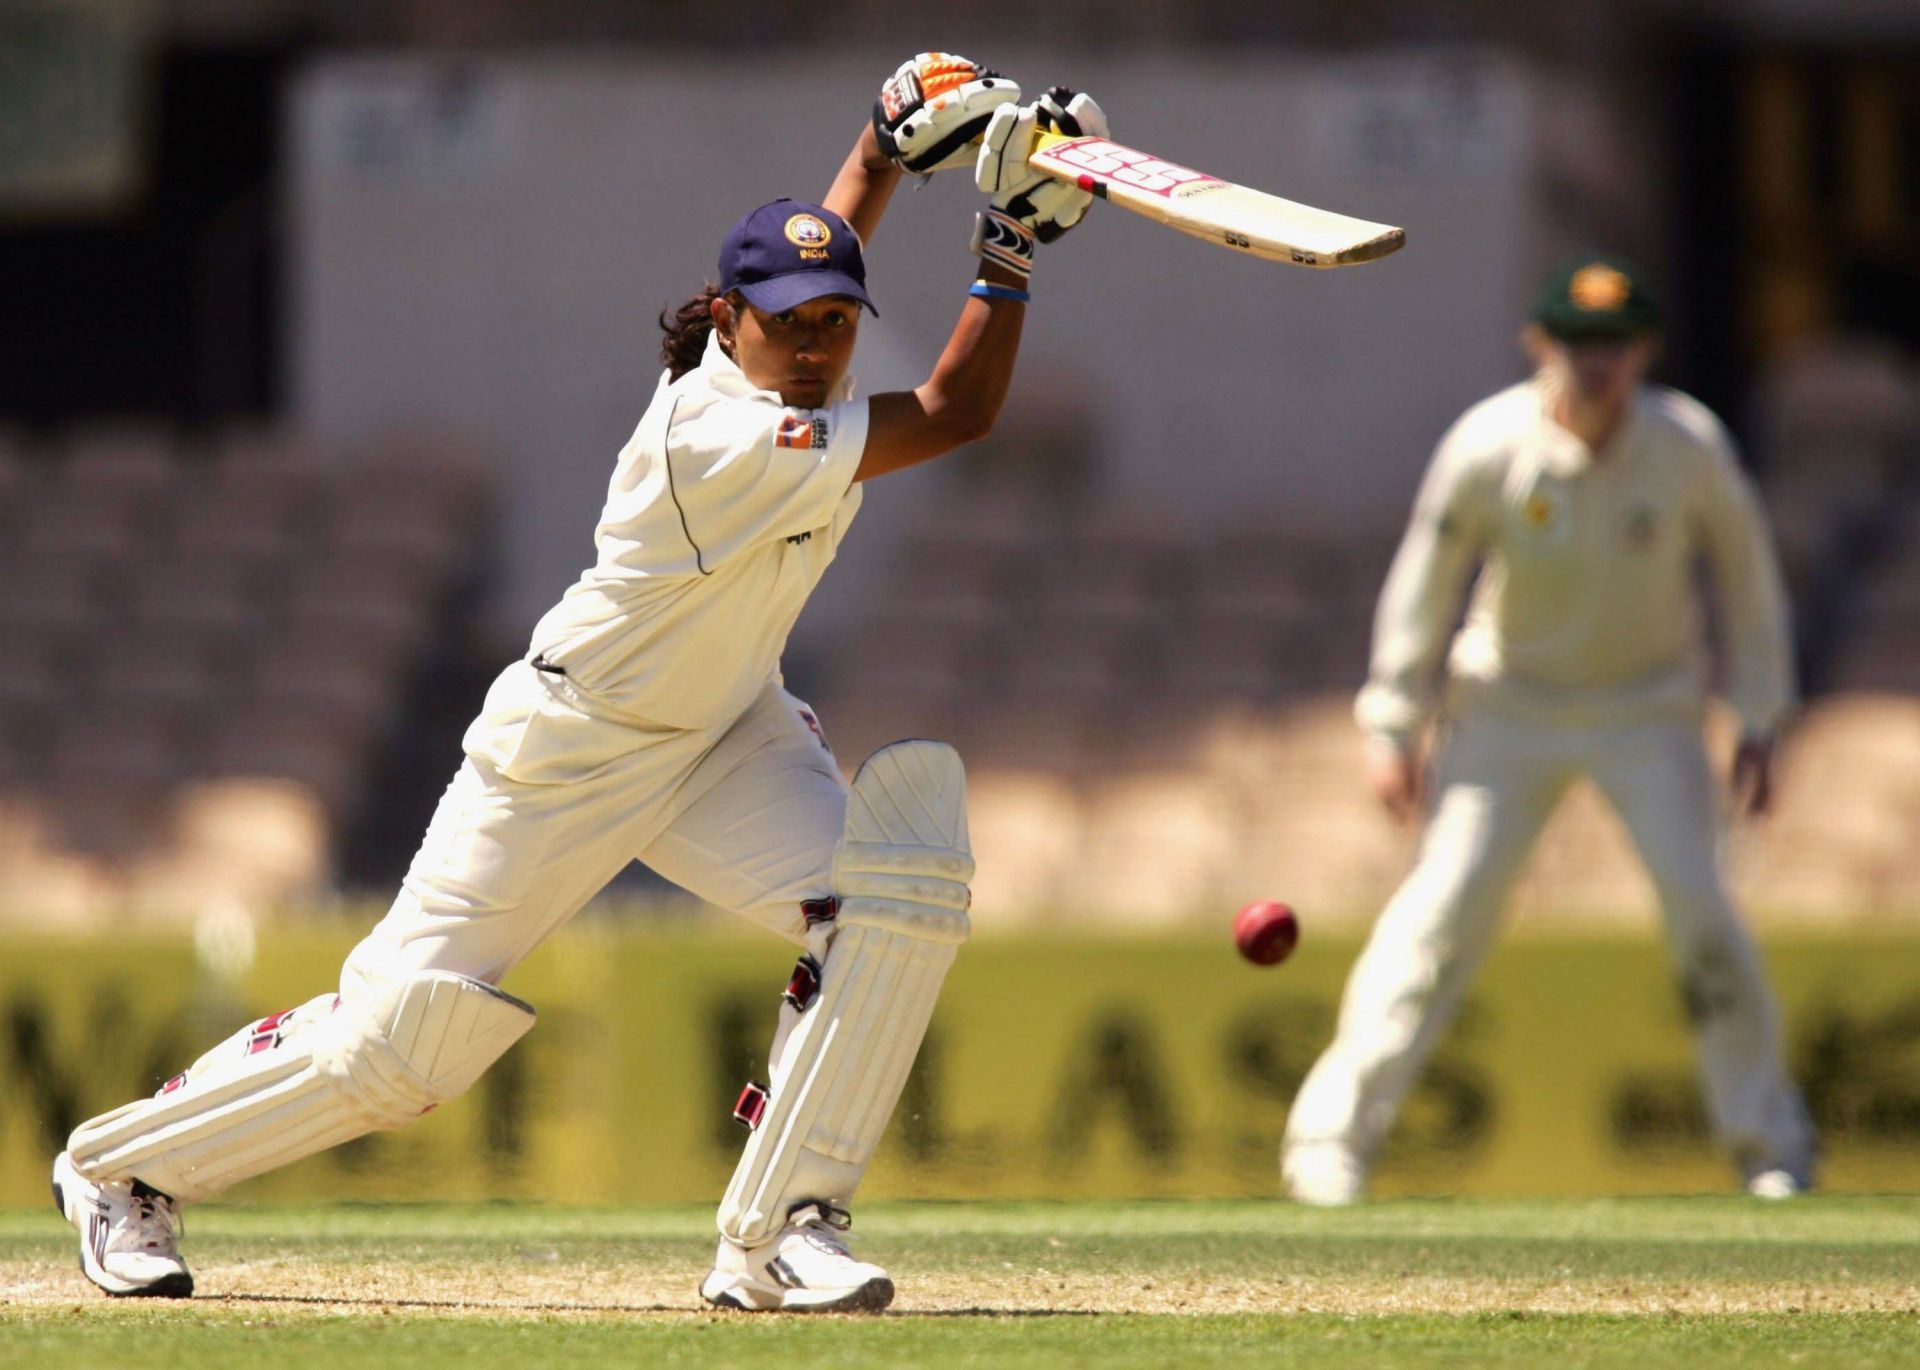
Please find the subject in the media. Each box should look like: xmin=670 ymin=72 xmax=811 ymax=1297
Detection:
xmin=208 ymin=1292 xmax=673 ymax=1314
xmin=209 ymin=1292 xmax=1109 ymax=1319
xmin=890 ymin=1309 xmax=1107 ymax=1319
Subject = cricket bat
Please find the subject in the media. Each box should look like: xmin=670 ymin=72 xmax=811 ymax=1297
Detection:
xmin=1026 ymin=130 xmax=1404 ymax=268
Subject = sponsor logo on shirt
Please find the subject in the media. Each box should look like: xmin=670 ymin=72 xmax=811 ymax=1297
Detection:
xmin=776 ymin=414 xmax=830 ymax=450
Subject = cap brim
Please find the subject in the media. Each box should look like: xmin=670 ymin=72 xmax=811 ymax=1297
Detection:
xmin=1539 ymin=313 xmax=1657 ymax=341
xmin=736 ymin=271 xmax=878 ymax=318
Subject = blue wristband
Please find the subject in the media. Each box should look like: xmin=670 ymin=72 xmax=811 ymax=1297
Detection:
xmin=969 ymin=281 xmax=1031 ymax=304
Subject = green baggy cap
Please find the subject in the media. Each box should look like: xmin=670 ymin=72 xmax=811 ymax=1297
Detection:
xmin=1532 ymin=256 xmax=1661 ymax=339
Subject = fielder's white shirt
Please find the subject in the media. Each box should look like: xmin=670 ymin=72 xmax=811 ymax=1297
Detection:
xmin=1356 ymin=377 xmax=1795 ymax=750
xmin=526 ymin=332 xmax=867 ymax=729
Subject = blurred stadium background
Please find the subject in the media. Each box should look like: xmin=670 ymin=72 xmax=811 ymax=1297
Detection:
xmin=3 ymin=0 xmax=1920 ymax=1201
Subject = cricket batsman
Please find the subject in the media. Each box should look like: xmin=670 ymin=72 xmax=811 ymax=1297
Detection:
xmin=1281 ymin=258 xmax=1818 ymax=1205
xmin=50 ymin=54 xmax=1108 ymax=1311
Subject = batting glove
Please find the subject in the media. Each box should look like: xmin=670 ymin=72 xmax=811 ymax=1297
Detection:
xmin=873 ymin=53 xmax=1021 ymax=175
xmin=971 ymin=87 xmax=1108 ymax=276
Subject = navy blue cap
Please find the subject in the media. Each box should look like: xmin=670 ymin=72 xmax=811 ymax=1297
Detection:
xmin=717 ymin=199 xmax=877 ymax=317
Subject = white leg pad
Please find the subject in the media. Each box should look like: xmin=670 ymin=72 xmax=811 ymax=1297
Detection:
xmin=717 ymin=740 xmax=972 ymax=1246
xmin=67 ymin=972 xmax=534 ymax=1202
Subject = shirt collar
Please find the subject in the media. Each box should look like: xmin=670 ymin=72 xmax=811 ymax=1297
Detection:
xmin=695 ymin=330 xmax=763 ymax=399
xmin=1532 ymin=374 xmax=1642 ymax=477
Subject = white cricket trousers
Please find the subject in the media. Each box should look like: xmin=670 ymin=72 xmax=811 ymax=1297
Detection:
xmin=341 ymin=661 xmax=848 ymax=1008
xmin=1285 ymin=702 xmax=1814 ymax=1179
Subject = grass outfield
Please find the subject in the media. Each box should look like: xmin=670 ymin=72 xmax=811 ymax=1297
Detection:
xmin=4 ymin=1198 xmax=1918 ymax=1367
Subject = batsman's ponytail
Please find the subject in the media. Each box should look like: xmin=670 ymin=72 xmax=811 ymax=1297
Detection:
xmin=660 ymin=282 xmax=724 ymax=381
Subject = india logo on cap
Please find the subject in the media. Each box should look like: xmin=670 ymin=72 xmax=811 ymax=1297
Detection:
xmin=784 ymin=213 xmax=833 ymax=260
xmin=1569 ymin=263 xmax=1631 ymax=313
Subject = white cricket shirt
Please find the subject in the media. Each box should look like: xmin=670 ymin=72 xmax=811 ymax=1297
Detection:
xmin=1357 ymin=378 xmax=1795 ymax=749
xmin=525 ymin=332 xmax=867 ymax=729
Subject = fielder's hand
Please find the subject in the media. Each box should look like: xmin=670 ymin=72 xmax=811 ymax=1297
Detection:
xmin=1364 ymin=738 xmax=1424 ymax=826
xmin=873 ymin=53 xmax=1021 ymax=175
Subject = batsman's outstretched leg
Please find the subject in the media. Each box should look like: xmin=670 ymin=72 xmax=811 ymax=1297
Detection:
xmin=701 ymin=740 xmax=973 ymax=1313
xmin=55 ymin=972 xmax=534 ymax=1297
xmin=51 ymin=1151 xmax=191 ymax=1298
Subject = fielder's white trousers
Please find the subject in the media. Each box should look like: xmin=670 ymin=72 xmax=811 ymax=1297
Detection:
xmin=1284 ymin=701 xmax=1814 ymax=1180
xmin=342 ymin=660 xmax=847 ymax=1020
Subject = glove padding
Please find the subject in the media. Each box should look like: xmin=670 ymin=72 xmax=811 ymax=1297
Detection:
xmin=873 ymin=53 xmax=1021 ymax=175
xmin=975 ymin=87 xmax=1109 ymax=243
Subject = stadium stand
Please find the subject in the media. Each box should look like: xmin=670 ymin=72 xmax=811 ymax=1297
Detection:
xmin=1733 ymin=694 xmax=1920 ymax=914
xmin=0 ymin=424 xmax=488 ymax=924
xmin=9 ymin=362 xmax=1920 ymax=931
xmin=1752 ymin=335 xmax=1920 ymax=691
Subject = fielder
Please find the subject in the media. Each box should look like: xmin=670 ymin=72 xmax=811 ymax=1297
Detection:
xmin=53 ymin=54 xmax=1110 ymax=1312
xmin=1282 ymin=258 xmax=1817 ymax=1205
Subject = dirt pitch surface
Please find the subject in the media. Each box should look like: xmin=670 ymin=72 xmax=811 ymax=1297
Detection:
xmin=5 ymin=1197 xmax=1918 ymax=1366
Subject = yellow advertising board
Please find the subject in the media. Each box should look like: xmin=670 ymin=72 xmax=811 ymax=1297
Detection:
xmin=2 ymin=926 xmax=1916 ymax=1207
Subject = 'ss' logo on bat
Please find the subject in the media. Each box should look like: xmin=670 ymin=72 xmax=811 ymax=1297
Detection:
xmin=1043 ymin=138 xmax=1211 ymax=196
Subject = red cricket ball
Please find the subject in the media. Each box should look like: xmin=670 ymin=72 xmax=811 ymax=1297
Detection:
xmin=1234 ymin=899 xmax=1299 ymax=966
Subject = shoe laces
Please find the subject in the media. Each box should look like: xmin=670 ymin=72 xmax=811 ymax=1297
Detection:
xmin=797 ymin=1221 xmax=853 ymax=1260
xmin=120 ymin=1183 xmax=184 ymax=1254
xmin=789 ymin=1203 xmax=855 ymax=1260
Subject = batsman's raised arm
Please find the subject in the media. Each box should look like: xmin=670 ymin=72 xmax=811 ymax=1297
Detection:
xmin=855 ymin=86 xmax=1108 ymax=482
xmin=824 ymin=53 xmax=1019 ymax=246
xmin=820 ymin=123 xmax=904 ymax=252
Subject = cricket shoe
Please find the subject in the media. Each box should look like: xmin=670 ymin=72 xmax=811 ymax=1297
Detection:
xmin=1738 ymin=1135 xmax=1816 ymax=1200
xmin=1283 ymin=1141 xmax=1367 ymax=1207
xmin=1745 ymin=1167 xmax=1809 ymax=1200
xmin=51 ymin=1151 xmax=193 ymax=1298
xmin=700 ymin=1203 xmax=894 ymax=1313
